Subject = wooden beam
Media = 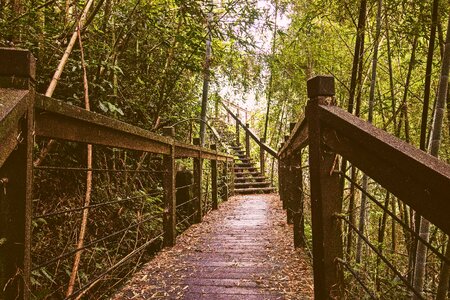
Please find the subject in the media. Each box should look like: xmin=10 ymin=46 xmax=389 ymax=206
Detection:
xmin=307 ymin=75 xmax=343 ymax=299
xmin=162 ymin=127 xmax=176 ymax=247
xmin=193 ymin=138 xmax=203 ymax=223
xmin=0 ymin=48 xmax=35 ymax=300
xmin=35 ymin=95 xmax=232 ymax=161
xmin=319 ymin=105 xmax=450 ymax=235
xmin=211 ymin=144 xmax=218 ymax=210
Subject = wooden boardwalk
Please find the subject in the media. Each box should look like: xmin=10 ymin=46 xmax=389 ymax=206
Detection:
xmin=113 ymin=194 xmax=313 ymax=299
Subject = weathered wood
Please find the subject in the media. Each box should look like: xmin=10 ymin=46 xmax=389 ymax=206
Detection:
xmin=221 ymin=161 xmax=228 ymax=202
xmin=260 ymin=138 xmax=265 ymax=176
xmin=0 ymin=48 xmax=36 ymax=89
xmin=289 ymin=122 xmax=296 ymax=133
xmin=211 ymin=144 xmax=218 ymax=210
xmin=176 ymin=169 xmax=193 ymax=215
xmin=319 ymin=104 xmax=450 ymax=235
xmin=236 ymin=113 xmax=240 ymax=145
xmin=245 ymin=123 xmax=250 ymax=158
xmin=229 ymin=159 xmax=235 ymax=196
xmin=306 ymin=75 xmax=343 ymax=299
xmin=112 ymin=194 xmax=314 ymax=299
xmin=278 ymin=118 xmax=308 ymax=159
xmin=222 ymin=103 xmax=278 ymax=158
xmin=162 ymin=127 xmax=176 ymax=247
xmin=283 ymin=136 xmax=292 ymax=222
xmin=285 ymin=162 xmax=293 ymax=225
xmin=0 ymin=48 xmax=35 ymax=300
xmin=34 ymin=95 xmax=232 ymax=161
xmin=193 ymin=138 xmax=203 ymax=223
xmin=278 ymin=161 xmax=287 ymax=209
xmin=292 ymin=152 xmax=305 ymax=248
xmin=0 ymin=89 xmax=28 ymax=166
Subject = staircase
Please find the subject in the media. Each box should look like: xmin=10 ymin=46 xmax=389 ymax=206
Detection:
xmin=230 ymin=144 xmax=275 ymax=194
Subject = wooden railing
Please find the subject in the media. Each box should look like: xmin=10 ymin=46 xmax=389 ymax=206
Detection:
xmin=0 ymin=48 xmax=233 ymax=299
xmin=221 ymin=102 xmax=277 ymax=178
xmin=279 ymin=76 xmax=450 ymax=299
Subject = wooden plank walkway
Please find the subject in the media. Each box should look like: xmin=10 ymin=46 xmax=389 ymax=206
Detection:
xmin=113 ymin=194 xmax=313 ymax=299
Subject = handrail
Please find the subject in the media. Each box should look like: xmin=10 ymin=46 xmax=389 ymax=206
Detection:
xmin=318 ymin=104 xmax=450 ymax=234
xmin=278 ymin=117 xmax=308 ymax=159
xmin=0 ymin=89 xmax=29 ymax=166
xmin=279 ymin=93 xmax=450 ymax=236
xmin=170 ymin=117 xmax=229 ymax=152
xmin=221 ymin=101 xmax=278 ymax=158
xmin=0 ymin=48 xmax=235 ymax=299
xmin=35 ymin=95 xmax=232 ymax=162
xmin=279 ymin=75 xmax=450 ymax=300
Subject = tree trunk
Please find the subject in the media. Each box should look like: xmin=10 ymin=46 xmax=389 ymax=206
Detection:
xmin=420 ymin=0 xmax=439 ymax=151
xmin=33 ymin=0 xmax=96 ymax=168
xmin=436 ymin=242 xmax=450 ymax=299
xmin=200 ymin=2 xmax=213 ymax=145
xmin=385 ymin=15 xmax=397 ymax=133
xmin=413 ymin=14 xmax=450 ymax=300
xmin=66 ymin=24 xmax=93 ymax=298
xmin=348 ymin=0 xmax=367 ymax=114
xmin=263 ymin=0 xmax=278 ymax=142
xmin=356 ymin=0 xmax=381 ymax=264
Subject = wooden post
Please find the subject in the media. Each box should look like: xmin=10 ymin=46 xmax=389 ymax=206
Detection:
xmin=162 ymin=126 xmax=176 ymax=247
xmin=292 ymin=151 xmax=305 ymax=248
xmin=284 ymin=135 xmax=293 ymax=223
xmin=306 ymin=75 xmax=343 ymax=299
xmin=290 ymin=122 xmax=296 ymax=133
xmin=286 ymin=163 xmax=293 ymax=225
xmin=236 ymin=113 xmax=240 ymax=145
xmin=260 ymin=138 xmax=265 ymax=177
xmin=278 ymin=160 xmax=285 ymax=207
xmin=229 ymin=158 xmax=235 ymax=196
xmin=193 ymin=138 xmax=203 ymax=223
xmin=0 ymin=48 xmax=35 ymax=300
xmin=245 ymin=123 xmax=250 ymax=158
xmin=211 ymin=144 xmax=218 ymax=210
xmin=221 ymin=161 xmax=228 ymax=202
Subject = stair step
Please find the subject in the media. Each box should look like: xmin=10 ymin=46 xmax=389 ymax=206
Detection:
xmin=235 ymin=171 xmax=261 ymax=177
xmin=235 ymin=163 xmax=254 ymax=167
xmin=234 ymin=166 xmax=257 ymax=170
xmin=235 ymin=182 xmax=271 ymax=188
xmin=235 ymin=176 xmax=267 ymax=182
xmin=235 ymin=157 xmax=252 ymax=162
xmin=234 ymin=187 xmax=276 ymax=194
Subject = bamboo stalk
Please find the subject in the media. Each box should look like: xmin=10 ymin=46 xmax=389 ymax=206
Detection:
xmin=66 ymin=23 xmax=93 ymax=298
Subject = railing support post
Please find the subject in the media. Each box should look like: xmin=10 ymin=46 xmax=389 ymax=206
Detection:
xmin=260 ymin=138 xmax=265 ymax=177
xmin=245 ymin=123 xmax=250 ymax=158
xmin=235 ymin=111 xmax=240 ymax=145
xmin=193 ymin=138 xmax=203 ymax=223
xmin=221 ymin=161 xmax=228 ymax=202
xmin=307 ymin=75 xmax=343 ymax=299
xmin=292 ymin=151 xmax=305 ymax=248
xmin=211 ymin=144 xmax=218 ymax=210
xmin=0 ymin=48 xmax=35 ymax=300
xmin=229 ymin=159 xmax=235 ymax=196
xmin=284 ymin=135 xmax=293 ymax=224
xmin=162 ymin=126 xmax=176 ymax=247
xmin=278 ymin=159 xmax=286 ymax=208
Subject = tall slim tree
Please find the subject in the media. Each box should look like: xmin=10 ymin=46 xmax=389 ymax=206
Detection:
xmin=356 ymin=0 xmax=382 ymax=264
xmin=263 ymin=0 xmax=278 ymax=142
xmin=342 ymin=0 xmax=367 ymax=258
xmin=200 ymin=1 xmax=213 ymax=146
xmin=413 ymin=14 xmax=450 ymax=300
